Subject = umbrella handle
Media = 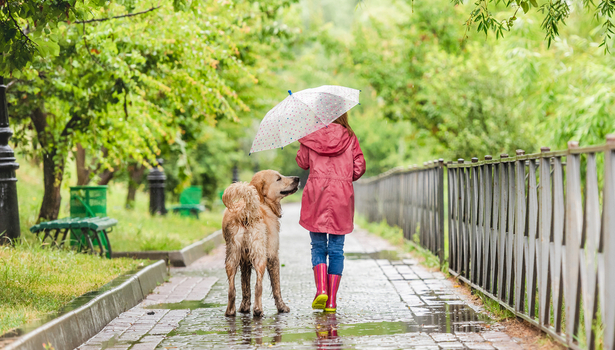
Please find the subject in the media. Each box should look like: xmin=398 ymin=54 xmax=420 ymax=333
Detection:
xmin=288 ymin=90 xmax=292 ymax=95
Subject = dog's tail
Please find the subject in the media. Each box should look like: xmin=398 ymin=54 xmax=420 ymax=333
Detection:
xmin=222 ymin=182 xmax=262 ymax=225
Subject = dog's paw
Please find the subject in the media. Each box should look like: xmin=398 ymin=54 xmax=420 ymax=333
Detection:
xmin=238 ymin=303 xmax=251 ymax=314
xmin=225 ymin=308 xmax=236 ymax=317
xmin=253 ymin=309 xmax=264 ymax=318
xmin=277 ymin=304 xmax=290 ymax=313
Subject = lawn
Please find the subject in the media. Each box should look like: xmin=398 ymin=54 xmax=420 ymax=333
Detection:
xmin=0 ymin=156 xmax=224 ymax=335
xmin=0 ymin=242 xmax=143 ymax=335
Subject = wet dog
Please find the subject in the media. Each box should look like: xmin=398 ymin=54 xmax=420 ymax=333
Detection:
xmin=221 ymin=170 xmax=299 ymax=317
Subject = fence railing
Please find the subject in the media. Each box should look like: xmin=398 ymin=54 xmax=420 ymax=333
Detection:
xmin=354 ymin=136 xmax=615 ymax=350
xmin=354 ymin=160 xmax=446 ymax=263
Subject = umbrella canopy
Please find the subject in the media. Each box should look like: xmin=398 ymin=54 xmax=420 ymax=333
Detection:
xmin=250 ymin=85 xmax=360 ymax=154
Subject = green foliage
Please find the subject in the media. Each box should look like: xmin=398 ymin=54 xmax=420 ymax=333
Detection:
xmin=348 ymin=0 xmax=539 ymax=160
xmin=448 ymin=0 xmax=615 ymax=52
xmin=8 ymin=0 xmax=301 ymax=219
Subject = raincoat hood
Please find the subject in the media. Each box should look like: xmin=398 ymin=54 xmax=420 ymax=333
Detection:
xmin=298 ymin=123 xmax=352 ymax=157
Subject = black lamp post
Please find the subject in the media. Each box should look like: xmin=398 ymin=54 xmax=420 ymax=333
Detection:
xmin=147 ymin=158 xmax=167 ymax=215
xmin=232 ymin=164 xmax=239 ymax=183
xmin=0 ymin=77 xmax=21 ymax=242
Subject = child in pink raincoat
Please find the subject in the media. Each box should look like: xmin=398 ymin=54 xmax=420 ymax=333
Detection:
xmin=295 ymin=112 xmax=366 ymax=312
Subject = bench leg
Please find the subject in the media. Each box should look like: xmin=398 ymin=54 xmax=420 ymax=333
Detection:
xmin=40 ymin=229 xmax=52 ymax=246
xmin=58 ymin=229 xmax=70 ymax=248
xmin=80 ymin=228 xmax=95 ymax=254
xmin=51 ymin=229 xmax=64 ymax=248
xmin=100 ymin=230 xmax=112 ymax=259
xmin=89 ymin=229 xmax=104 ymax=257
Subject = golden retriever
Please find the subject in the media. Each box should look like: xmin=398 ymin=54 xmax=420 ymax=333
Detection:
xmin=221 ymin=170 xmax=300 ymax=317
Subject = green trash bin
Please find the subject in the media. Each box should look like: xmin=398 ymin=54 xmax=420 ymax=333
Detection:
xmin=70 ymin=186 xmax=108 ymax=218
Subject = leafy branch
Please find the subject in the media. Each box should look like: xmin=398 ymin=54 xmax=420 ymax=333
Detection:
xmin=5 ymin=4 xmax=37 ymax=48
xmin=539 ymin=0 xmax=570 ymax=48
xmin=454 ymin=0 xmax=615 ymax=53
xmin=595 ymin=0 xmax=615 ymax=53
xmin=74 ymin=6 xmax=161 ymax=24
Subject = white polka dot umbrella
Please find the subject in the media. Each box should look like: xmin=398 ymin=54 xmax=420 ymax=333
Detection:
xmin=250 ymin=85 xmax=361 ymax=154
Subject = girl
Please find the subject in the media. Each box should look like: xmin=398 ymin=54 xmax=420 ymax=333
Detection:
xmin=295 ymin=112 xmax=366 ymax=312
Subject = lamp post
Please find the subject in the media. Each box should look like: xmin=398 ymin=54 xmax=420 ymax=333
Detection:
xmin=232 ymin=164 xmax=239 ymax=183
xmin=147 ymin=158 xmax=167 ymax=215
xmin=0 ymin=77 xmax=21 ymax=242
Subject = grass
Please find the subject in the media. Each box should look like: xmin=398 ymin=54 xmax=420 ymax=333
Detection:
xmin=0 ymin=240 xmax=143 ymax=335
xmin=1 ymin=156 xmax=225 ymax=335
xmin=473 ymin=290 xmax=515 ymax=321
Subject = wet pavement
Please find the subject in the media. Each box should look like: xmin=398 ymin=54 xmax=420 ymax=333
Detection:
xmin=78 ymin=203 xmax=522 ymax=350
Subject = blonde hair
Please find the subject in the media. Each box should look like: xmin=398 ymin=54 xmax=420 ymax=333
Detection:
xmin=332 ymin=112 xmax=355 ymax=137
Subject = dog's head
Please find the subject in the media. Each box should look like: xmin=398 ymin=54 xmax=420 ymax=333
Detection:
xmin=250 ymin=170 xmax=300 ymax=217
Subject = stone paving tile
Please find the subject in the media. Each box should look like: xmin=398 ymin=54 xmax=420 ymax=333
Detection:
xmin=78 ymin=203 xmax=523 ymax=350
xmin=438 ymin=341 xmax=465 ymax=349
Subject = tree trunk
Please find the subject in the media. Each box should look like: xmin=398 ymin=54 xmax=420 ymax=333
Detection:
xmin=75 ymin=143 xmax=91 ymax=185
xmin=98 ymin=169 xmax=115 ymax=185
xmin=31 ymin=107 xmax=81 ymax=222
xmin=38 ymin=152 xmax=65 ymax=221
xmin=96 ymin=147 xmax=114 ymax=185
xmin=125 ymin=163 xmax=145 ymax=209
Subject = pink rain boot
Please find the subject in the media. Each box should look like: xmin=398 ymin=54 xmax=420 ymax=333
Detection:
xmin=325 ymin=274 xmax=341 ymax=312
xmin=312 ymin=263 xmax=328 ymax=309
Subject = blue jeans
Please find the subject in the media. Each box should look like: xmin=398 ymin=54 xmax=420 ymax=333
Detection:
xmin=310 ymin=232 xmax=345 ymax=275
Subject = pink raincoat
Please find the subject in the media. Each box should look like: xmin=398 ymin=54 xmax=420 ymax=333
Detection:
xmin=296 ymin=123 xmax=366 ymax=235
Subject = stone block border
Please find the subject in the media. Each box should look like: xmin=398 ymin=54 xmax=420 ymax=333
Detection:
xmin=112 ymin=230 xmax=223 ymax=267
xmin=3 ymin=260 xmax=167 ymax=350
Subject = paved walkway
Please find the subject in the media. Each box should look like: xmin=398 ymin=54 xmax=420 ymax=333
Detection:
xmin=79 ymin=203 xmax=522 ymax=350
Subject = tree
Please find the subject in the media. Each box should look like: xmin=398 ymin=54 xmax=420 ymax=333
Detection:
xmin=9 ymin=0 xmax=299 ymax=221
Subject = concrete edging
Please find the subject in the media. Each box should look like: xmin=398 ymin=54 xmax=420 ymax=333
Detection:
xmin=4 ymin=260 xmax=167 ymax=350
xmin=112 ymin=230 xmax=223 ymax=267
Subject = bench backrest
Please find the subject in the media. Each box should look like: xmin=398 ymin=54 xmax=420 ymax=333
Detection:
xmin=179 ymin=186 xmax=202 ymax=205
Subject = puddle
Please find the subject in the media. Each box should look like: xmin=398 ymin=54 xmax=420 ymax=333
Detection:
xmin=345 ymin=250 xmax=401 ymax=260
xmin=412 ymin=302 xmax=492 ymax=333
xmin=145 ymin=300 xmax=223 ymax=310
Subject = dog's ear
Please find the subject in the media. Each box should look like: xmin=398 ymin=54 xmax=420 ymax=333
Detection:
xmin=250 ymin=172 xmax=266 ymax=203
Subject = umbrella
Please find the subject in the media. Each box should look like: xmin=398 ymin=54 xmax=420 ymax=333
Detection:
xmin=249 ymin=85 xmax=361 ymax=154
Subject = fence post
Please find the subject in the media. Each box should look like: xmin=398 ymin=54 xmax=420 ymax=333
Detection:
xmin=437 ymin=159 xmax=444 ymax=264
xmin=514 ymin=149 xmax=526 ymax=312
xmin=565 ymin=141 xmax=582 ymax=345
xmin=603 ymin=134 xmax=615 ymax=350
xmin=538 ymin=147 xmax=552 ymax=327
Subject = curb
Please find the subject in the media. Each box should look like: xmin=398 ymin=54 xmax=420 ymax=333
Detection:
xmin=112 ymin=230 xmax=223 ymax=267
xmin=3 ymin=260 xmax=167 ymax=350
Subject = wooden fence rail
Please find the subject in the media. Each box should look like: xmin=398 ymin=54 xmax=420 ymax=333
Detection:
xmin=354 ymin=136 xmax=615 ymax=350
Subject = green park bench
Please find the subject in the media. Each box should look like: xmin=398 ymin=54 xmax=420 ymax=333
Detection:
xmin=170 ymin=186 xmax=205 ymax=218
xmin=29 ymin=186 xmax=116 ymax=258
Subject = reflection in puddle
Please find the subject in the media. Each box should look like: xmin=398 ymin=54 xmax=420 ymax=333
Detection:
xmin=413 ymin=302 xmax=491 ymax=333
